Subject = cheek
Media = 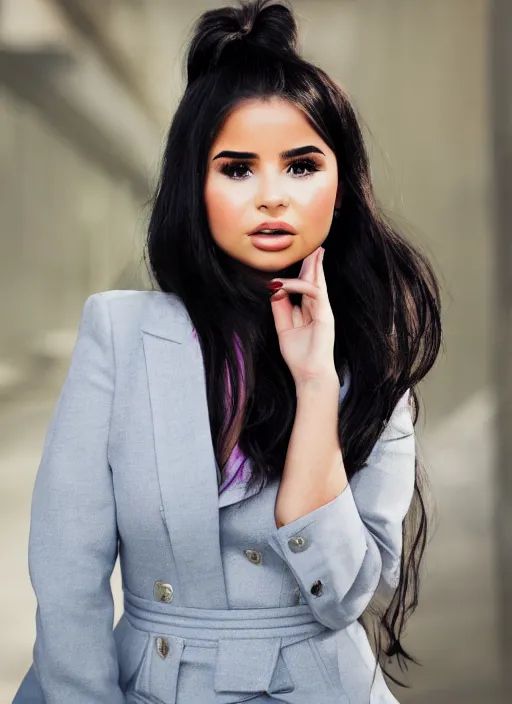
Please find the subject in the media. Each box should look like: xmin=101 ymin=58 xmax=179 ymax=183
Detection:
xmin=205 ymin=182 xmax=247 ymax=233
xmin=301 ymin=184 xmax=337 ymax=225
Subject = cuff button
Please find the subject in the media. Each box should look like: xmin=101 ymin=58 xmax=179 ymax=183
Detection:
xmin=288 ymin=535 xmax=309 ymax=553
xmin=310 ymin=580 xmax=323 ymax=597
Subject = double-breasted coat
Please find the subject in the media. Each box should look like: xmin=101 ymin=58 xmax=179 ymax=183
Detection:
xmin=13 ymin=290 xmax=415 ymax=704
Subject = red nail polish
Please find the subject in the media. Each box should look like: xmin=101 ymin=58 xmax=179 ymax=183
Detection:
xmin=268 ymin=281 xmax=283 ymax=291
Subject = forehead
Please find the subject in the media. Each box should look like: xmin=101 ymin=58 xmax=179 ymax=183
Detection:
xmin=211 ymin=97 xmax=320 ymax=150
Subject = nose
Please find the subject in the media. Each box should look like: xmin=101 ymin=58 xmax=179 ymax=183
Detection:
xmin=255 ymin=169 xmax=289 ymax=211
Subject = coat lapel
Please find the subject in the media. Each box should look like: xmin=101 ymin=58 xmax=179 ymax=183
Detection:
xmin=141 ymin=293 xmax=229 ymax=608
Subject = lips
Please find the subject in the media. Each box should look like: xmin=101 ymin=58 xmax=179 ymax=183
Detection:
xmin=249 ymin=233 xmax=295 ymax=251
xmin=249 ymin=221 xmax=297 ymax=235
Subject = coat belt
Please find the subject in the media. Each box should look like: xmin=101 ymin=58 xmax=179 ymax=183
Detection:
xmin=123 ymin=587 xmax=327 ymax=695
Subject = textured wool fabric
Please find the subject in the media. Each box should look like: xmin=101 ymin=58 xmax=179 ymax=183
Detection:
xmin=13 ymin=291 xmax=414 ymax=704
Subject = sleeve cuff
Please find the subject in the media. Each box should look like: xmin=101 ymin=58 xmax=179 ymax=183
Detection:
xmin=266 ymin=482 xmax=369 ymax=599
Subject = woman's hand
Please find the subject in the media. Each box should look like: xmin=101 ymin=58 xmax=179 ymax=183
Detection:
xmin=269 ymin=246 xmax=338 ymax=386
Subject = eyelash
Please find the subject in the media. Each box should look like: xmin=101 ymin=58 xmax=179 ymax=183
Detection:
xmin=219 ymin=158 xmax=320 ymax=181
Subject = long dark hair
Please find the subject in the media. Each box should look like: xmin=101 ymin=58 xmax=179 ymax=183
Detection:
xmin=144 ymin=0 xmax=442 ymax=693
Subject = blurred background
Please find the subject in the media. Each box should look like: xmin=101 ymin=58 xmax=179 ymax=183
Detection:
xmin=1 ymin=0 xmax=510 ymax=702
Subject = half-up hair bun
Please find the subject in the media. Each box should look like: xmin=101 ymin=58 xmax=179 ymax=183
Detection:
xmin=186 ymin=0 xmax=299 ymax=85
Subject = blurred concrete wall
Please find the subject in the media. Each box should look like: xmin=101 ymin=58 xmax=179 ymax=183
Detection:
xmin=491 ymin=0 xmax=512 ymax=699
xmin=0 ymin=0 xmax=164 ymax=394
xmin=0 ymin=1 xmax=502 ymax=703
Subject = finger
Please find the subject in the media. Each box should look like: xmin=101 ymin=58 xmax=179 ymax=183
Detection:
xmin=269 ymin=278 xmax=320 ymax=300
xmin=298 ymin=246 xmax=321 ymax=283
xmin=291 ymin=304 xmax=303 ymax=328
xmin=269 ymin=288 xmax=295 ymax=334
xmin=270 ymin=278 xmax=323 ymax=330
xmin=317 ymin=247 xmax=326 ymax=288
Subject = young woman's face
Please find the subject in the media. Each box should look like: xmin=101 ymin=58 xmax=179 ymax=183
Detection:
xmin=204 ymin=97 xmax=342 ymax=278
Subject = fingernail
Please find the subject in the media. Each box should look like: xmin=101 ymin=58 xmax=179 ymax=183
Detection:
xmin=267 ymin=280 xmax=283 ymax=291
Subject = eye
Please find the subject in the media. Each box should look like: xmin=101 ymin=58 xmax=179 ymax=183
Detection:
xmin=219 ymin=162 xmax=252 ymax=180
xmin=288 ymin=158 xmax=320 ymax=177
xmin=219 ymin=158 xmax=320 ymax=181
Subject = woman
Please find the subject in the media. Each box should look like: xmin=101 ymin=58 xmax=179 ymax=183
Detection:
xmin=13 ymin=0 xmax=441 ymax=702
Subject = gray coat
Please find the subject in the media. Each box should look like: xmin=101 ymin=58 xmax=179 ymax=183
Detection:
xmin=13 ymin=290 xmax=415 ymax=704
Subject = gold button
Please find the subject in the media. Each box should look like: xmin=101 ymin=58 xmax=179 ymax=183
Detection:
xmin=154 ymin=580 xmax=174 ymax=603
xmin=244 ymin=549 xmax=263 ymax=565
xmin=288 ymin=535 xmax=308 ymax=553
xmin=156 ymin=637 xmax=169 ymax=659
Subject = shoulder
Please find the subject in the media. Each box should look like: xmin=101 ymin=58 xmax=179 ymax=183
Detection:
xmin=88 ymin=289 xmax=183 ymax=319
xmin=90 ymin=289 xmax=168 ymax=310
xmin=88 ymin=289 xmax=157 ymax=315
xmin=87 ymin=289 xmax=191 ymax=344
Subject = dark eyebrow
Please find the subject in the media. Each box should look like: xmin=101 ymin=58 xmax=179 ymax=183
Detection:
xmin=212 ymin=145 xmax=326 ymax=161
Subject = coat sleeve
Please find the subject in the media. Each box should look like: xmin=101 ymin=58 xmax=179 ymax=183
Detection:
xmin=14 ymin=293 xmax=124 ymax=704
xmin=266 ymin=389 xmax=416 ymax=631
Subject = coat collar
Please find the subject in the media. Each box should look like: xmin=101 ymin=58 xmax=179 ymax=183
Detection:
xmin=140 ymin=291 xmax=192 ymax=344
xmin=141 ymin=296 xmax=228 ymax=607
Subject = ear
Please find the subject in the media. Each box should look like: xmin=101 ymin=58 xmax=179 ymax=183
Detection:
xmin=335 ymin=181 xmax=344 ymax=209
